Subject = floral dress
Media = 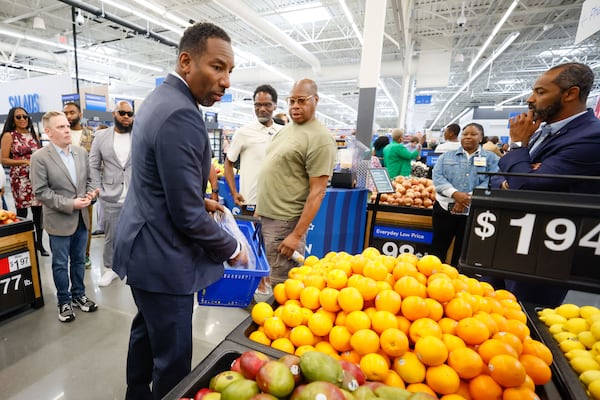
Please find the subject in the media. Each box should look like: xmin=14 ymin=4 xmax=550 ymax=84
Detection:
xmin=7 ymin=131 xmax=41 ymax=209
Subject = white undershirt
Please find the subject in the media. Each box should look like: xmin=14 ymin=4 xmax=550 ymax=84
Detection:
xmin=70 ymin=129 xmax=82 ymax=147
xmin=113 ymin=132 xmax=131 ymax=203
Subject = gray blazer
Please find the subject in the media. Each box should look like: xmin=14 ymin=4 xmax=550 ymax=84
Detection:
xmin=89 ymin=127 xmax=131 ymax=204
xmin=30 ymin=143 xmax=93 ymax=236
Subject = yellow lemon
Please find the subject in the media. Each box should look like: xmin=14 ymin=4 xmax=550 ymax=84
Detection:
xmin=589 ymin=379 xmax=600 ymax=400
xmin=548 ymin=323 xmax=565 ymax=334
xmin=565 ymin=349 xmax=595 ymax=360
xmin=579 ymin=331 xmax=597 ymax=349
xmin=581 ymin=306 xmax=600 ymax=320
xmin=564 ymin=318 xmax=589 ymax=334
xmin=580 ymin=370 xmax=600 ymax=386
xmin=555 ymin=303 xmax=580 ymax=319
xmin=570 ymin=357 xmax=600 ymax=374
xmin=539 ymin=314 xmax=567 ymax=326
xmin=560 ymin=339 xmax=586 ymax=353
xmin=554 ymin=331 xmax=577 ymax=342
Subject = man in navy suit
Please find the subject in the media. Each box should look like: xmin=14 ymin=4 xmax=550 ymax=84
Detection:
xmin=113 ymin=23 xmax=246 ymax=399
xmin=493 ymin=62 xmax=600 ymax=306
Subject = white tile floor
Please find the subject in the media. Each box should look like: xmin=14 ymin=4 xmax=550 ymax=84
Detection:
xmin=0 ymin=232 xmax=249 ymax=400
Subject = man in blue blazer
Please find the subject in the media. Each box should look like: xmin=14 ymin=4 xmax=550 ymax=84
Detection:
xmin=493 ymin=62 xmax=600 ymax=306
xmin=113 ymin=23 xmax=246 ymax=399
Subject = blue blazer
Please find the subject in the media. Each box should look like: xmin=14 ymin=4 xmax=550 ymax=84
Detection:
xmin=494 ymin=109 xmax=600 ymax=193
xmin=113 ymin=74 xmax=237 ymax=295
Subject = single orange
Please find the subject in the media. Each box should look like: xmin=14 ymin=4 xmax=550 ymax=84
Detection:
xmin=338 ymin=286 xmax=364 ymax=312
xmin=490 ymin=313 xmax=509 ymax=332
xmin=350 ymin=254 xmax=368 ymax=274
xmin=339 ymin=349 xmax=361 ymax=364
xmin=397 ymin=252 xmax=419 ymax=265
xmin=488 ymin=354 xmax=527 ymax=388
xmin=328 ymin=325 xmax=352 ymax=352
xmin=452 ymin=278 xmax=470 ymax=293
xmin=362 ymin=247 xmax=381 ymax=259
xmin=249 ymin=330 xmax=272 ymax=346
xmin=315 ymin=341 xmax=338 ymax=357
xmin=487 ymin=298 xmax=504 ymax=315
xmin=381 ymin=255 xmax=398 ymax=273
xmin=439 ymin=317 xmax=458 ymax=334
xmin=273 ymin=283 xmax=288 ymax=304
xmin=345 ymin=310 xmax=371 ymax=333
xmin=414 ymin=335 xmax=448 ymax=366
xmin=426 ymin=277 xmax=456 ymax=303
xmin=442 ymin=333 xmax=466 ymax=352
xmin=440 ymin=263 xmax=460 ymax=279
xmin=400 ymin=295 xmax=430 ymax=321
xmin=521 ymin=338 xmax=553 ymax=365
xmin=427 ymin=271 xmax=452 ymax=284
xmin=495 ymin=289 xmax=517 ymax=301
xmin=479 ymin=281 xmax=495 ymax=297
xmin=445 ymin=297 xmax=474 ymax=320
xmin=393 ymin=261 xmax=419 ymax=280
xmin=284 ymin=278 xmax=305 ymax=300
xmin=326 ymin=268 xmax=348 ymax=289
xmin=251 ymin=302 xmax=274 ymax=325
xmin=493 ymin=331 xmax=524 ymax=355
xmin=356 ymin=276 xmax=380 ymax=301
xmin=519 ymin=354 xmax=552 ymax=385
xmin=405 ymin=383 xmax=437 ymax=397
xmin=319 ymin=287 xmax=341 ymax=312
xmin=371 ymin=310 xmax=399 ymax=334
xmin=416 ymin=254 xmax=443 ymax=276
xmin=425 ymin=364 xmax=461 ymax=395
xmin=315 ymin=307 xmax=337 ymax=323
xmin=504 ymin=319 xmax=531 ymax=342
xmin=393 ymin=351 xmax=426 ymax=384
xmin=363 ymin=260 xmax=389 ymax=281
xmin=396 ymin=315 xmax=411 ymax=334
xmin=383 ymin=370 xmax=405 ymax=388
xmin=299 ymin=286 xmax=321 ymax=310
xmin=263 ymin=316 xmax=287 ymax=340
xmin=455 ymin=317 xmax=490 ymax=346
xmin=334 ymin=258 xmax=353 ymax=276
xmin=504 ymin=308 xmax=528 ymax=324
xmin=425 ymin=298 xmax=444 ymax=322
xmin=350 ymin=328 xmax=380 ymax=355
xmin=360 ymin=352 xmax=389 ymax=381
xmin=375 ymin=289 xmax=402 ymax=314
xmin=380 ymin=328 xmax=409 ymax=357
xmin=469 ymin=374 xmax=503 ymax=400
xmin=474 ymin=311 xmax=499 ymax=336
xmin=271 ymin=337 xmax=295 ymax=354
xmin=448 ymin=346 xmax=484 ymax=379
xmin=289 ymin=325 xmax=314 ymax=347
xmin=477 ymin=338 xmax=519 ymax=364
xmin=303 ymin=255 xmax=319 ymax=266
xmin=503 ymin=387 xmax=541 ymax=400
xmin=466 ymin=277 xmax=484 ymax=296
xmin=294 ymin=344 xmax=316 ymax=357
xmin=394 ymin=276 xmax=427 ymax=298
xmin=454 ymin=380 xmax=472 ymax=400
xmin=307 ymin=312 xmax=333 ymax=337
xmin=409 ymin=317 xmax=443 ymax=343
xmin=280 ymin=304 xmax=304 ymax=328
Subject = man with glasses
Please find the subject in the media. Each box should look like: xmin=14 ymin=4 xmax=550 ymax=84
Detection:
xmin=89 ymin=101 xmax=134 ymax=287
xmin=63 ymin=102 xmax=95 ymax=268
xmin=492 ymin=62 xmax=600 ymax=306
xmin=225 ymin=84 xmax=282 ymax=212
xmin=256 ymin=79 xmax=336 ymax=286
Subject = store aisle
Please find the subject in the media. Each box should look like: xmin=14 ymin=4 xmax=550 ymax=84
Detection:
xmin=0 ymin=234 xmax=249 ymax=400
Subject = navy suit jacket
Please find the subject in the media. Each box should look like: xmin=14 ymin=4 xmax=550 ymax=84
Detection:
xmin=493 ymin=109 xmax=600 ymax=193
xmin=113 ymin=74 xmax=238 ymax=295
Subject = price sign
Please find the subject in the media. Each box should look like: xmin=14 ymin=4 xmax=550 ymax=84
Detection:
xmin=371 ymin=224 xmax=433 ymax=258
xmin=461 ymin=188 xmax=600 ymax=292
xmin=369 ymin=168 xmax=395 ymax=194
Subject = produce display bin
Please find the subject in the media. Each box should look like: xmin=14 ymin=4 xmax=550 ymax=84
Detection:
xmin=523 ymin=302 xmax=589 ymax=400
xmin=0 ymin=218 xmax=44 ymax=316
xmin=197 ymin=220 xmax=270 ymax=307
xmin=226 ymin=313 xmax=278 ymax=355
xmin=163 ymin=339 xmax=285 ymax=400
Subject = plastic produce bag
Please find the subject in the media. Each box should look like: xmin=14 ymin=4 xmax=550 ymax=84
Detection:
xmin=213 ymin=207 xmax=257 ymax=269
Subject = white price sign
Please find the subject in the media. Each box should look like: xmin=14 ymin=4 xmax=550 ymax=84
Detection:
xmin=8 ymin=252 xmax=31 ymax=272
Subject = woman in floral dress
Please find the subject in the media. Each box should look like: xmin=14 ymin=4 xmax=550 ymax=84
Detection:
xmin=1 ymin=107 xmax=48 ymax=256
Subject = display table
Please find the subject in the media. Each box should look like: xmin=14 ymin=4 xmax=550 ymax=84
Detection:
xmin=0 ymin=219 xmax=44 ymax=316
xmin=305 ymin=188 xmax=368 ymax=258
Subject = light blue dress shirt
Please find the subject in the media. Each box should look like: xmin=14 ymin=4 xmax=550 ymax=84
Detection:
xmin=52 ymin=143 xmax=77 ymax=184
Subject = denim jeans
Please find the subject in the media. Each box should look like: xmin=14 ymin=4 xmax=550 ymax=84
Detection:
xmin=49 ymin=216 xmax=88 ymax=305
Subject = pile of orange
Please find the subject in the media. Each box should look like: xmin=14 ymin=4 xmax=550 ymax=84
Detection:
xmin=249 ymin=249 xmax=553 ymax=399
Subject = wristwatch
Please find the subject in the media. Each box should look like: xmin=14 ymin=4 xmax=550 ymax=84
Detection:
xmin=212 ymin=188 xmax=219 ymax=194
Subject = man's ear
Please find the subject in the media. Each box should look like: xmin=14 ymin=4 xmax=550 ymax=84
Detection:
xmin=178 ymin=51 xmax=191 ymax=74
xmin=563 ymin=85 xmax=580 ymax=103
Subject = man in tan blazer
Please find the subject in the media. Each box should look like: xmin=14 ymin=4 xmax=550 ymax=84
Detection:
xmin=30 ymin=111 xmax=100 ymax=323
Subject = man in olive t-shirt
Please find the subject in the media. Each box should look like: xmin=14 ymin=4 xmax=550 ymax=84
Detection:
xmin=256 ymin=79 xmax=336 ymax=285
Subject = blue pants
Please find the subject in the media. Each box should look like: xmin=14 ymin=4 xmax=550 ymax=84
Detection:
xmin=125 ymin=287 xmax=194 ymax=400
xmin=48 ymin=216 xmax=88 ymax=305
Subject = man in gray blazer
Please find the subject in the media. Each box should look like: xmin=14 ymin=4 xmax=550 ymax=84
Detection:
xmin=90 ymin=101 xmax=133 ymax=286
xmin=30 ymin=111 xmax=100 ymax=322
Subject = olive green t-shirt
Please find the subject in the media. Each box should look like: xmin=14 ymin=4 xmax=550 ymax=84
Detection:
xmin=256 ymin=118 xmax=336 ymax=220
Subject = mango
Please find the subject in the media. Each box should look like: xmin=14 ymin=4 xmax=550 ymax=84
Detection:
xmin=299 ymin=351 xmax=344 ymax=386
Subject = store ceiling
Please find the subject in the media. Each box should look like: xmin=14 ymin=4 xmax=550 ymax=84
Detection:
xmin=0 ymin=0 xmax=598 ymax=132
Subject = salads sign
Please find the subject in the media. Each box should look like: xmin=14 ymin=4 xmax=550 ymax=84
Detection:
xmin=8 ymin=93 xmax=40 ymax=113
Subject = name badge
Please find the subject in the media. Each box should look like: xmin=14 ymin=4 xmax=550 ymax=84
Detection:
xmin=473 ymin=156 xmax=487 ymax=167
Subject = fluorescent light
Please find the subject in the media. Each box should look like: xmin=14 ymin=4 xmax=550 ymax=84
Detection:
xmin=233 ymin=46 xmax=294 ymax=83
xmin=496 ymin=90 xmax=530 ymax=107
xmin=280 ymin=2 xmax=331 ymax=25
xmin=378 ymin=79 xmax=398 ymax=115
xmin=447 ymin=107 xmax=472 ymax=125
xmin=468 ymin=0 xmax=518 ymax=72
xmin=338 ymin=0 xmax=363 ymax=45
xmin=429 ymin=32 xmax=520 ymax=129
xmin=102 ymin=0 xmax=183 ymax=35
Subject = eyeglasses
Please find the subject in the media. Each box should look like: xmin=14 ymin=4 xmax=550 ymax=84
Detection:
xmin=254 ymin=102 xmax=274 ymax=109
xmin=118 ymin=110 xmax=134 ymax=117
xmin=286 ymin=95 xmax=314 ymax=106
xmin=15 ymin=114 xmax=29 ymax=120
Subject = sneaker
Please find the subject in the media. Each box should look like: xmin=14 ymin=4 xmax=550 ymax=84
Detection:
xmin=58 ymin=303 xmax=75 ymax=322
xmin=91 ymin=230 xmax=105 ymax=236
xmin=98 ymin=270 xmax=119 ymax=287
xmin=72 ymin=295 xmax=98 ymax=312
xmin=85 ymin=257 xmax=92 ymax=269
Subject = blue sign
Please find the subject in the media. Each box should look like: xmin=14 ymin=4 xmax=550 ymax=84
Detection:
xmin=61 ymin=93 xmax=80 ymax=106
xmin=85 ymin=93 xmax=107 ymax=111
xmin=9 ymin=93 xmax=40 ymax=113
xmin=373 ymin=225 xmax=432 ymax=244
xmin=415 ymin=95 xmax=432 ymax=105
xmin=155 ymin=77 xmax=165 ymax=87
xmin=221 ymin=93 xmax=233 ymax=103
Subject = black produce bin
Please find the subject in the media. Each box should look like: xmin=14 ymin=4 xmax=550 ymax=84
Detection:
xmin=523 ymin=302 xmax=590 ymax=400
xmin=163 ymin=339 xmax=285 ymax=400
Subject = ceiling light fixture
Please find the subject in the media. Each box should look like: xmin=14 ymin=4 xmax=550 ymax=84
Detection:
xmin=496 ymin=90 xmax=530 ymax=107
xmin=446 ymin=107 xmax=472 ymax=126
xmin=280 ymin=2 xmax=331 ymax=25
xmin=101 ymin=0 xmax=183 ymax=35
xmin=339 ymin=0 xmax=363 ymax=45
xmin=33 ymin=16 xmax=46 ymax=30
xmin=467 ymin=0 xmax=518 ymax=73
xmin=429 ymin=31 xmax=520 ymax=129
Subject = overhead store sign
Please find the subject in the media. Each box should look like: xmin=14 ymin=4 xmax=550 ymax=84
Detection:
xmin=575 ymin=0 xmax=600 ymax=44
xmin=1 ymin=74 xmax=70 ymax=113
xmin=85 ymin=93 xmax=107 ymax=111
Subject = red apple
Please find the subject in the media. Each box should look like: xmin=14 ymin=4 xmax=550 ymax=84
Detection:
xmin=230 ymin=356 xmax=242 ymax=373
xmin=239 ymin=350 xmax=271 ymax=380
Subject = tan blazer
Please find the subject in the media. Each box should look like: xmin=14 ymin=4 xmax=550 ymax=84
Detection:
xmin=30 ymin=143 xmax=93 ymax=236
